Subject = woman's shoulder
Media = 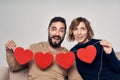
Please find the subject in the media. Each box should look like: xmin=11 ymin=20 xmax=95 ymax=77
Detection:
xmin=91 ymin=39 xmax=101 ymax=42
xmin=70 ymin=39 xmax=101 ymax=51
xmin=70 ymin=44 xmax=78 ymax=51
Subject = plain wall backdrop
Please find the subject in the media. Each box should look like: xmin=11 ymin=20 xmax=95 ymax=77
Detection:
xmin=0 ymin=0 xmax=120 ymax=66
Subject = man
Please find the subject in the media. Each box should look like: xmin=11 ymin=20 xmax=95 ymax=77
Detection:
xmin=5 ymin=17 xmax=83 ymax=80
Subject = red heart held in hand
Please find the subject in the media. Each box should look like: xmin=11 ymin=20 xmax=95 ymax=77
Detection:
xmin=56 ymin=51 xmax=75 ymax=69
xmin=34 ymin=52 xmax=54 ymax=69
xmin=14 ymin=47 xmax=33 ymax=65
xmin=77 ymin=45 xmax=97 ymax=64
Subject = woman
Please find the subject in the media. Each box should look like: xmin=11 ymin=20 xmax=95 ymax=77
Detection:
xmin=67 ymin=17 xmax=120 ymax=80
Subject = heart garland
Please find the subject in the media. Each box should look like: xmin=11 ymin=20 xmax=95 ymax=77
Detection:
xmin=77 ymin=45 xmax=97 ymax=64
xmin=14 ymin=45 xmax=97 ymax=69
xmin=56 ymin=51 xmax=75 ymax=69
xmin=14 ymin=47 xmax=33 ymax=65
xmin=34 ymin=52 xmax=54 ymax=69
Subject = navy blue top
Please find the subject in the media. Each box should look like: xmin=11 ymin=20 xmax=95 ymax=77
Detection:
xmin=70 ymin=39 xmax=120 ymax=80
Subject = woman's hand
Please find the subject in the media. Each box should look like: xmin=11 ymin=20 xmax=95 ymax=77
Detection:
xmin=99 ymin=40 xmax=112 ymax=54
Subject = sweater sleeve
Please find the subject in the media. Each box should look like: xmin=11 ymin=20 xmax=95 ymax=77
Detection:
xmin=67 ymin=61 xmax=83 ymax=80
xmin=6 ymin=49 xmax=27 ymax=72
xmin=105 ymin=49 xmax=120 ymax=72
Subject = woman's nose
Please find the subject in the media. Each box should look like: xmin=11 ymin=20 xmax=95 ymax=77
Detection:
xmin=77 ymin=29 xmax=81 ymax=34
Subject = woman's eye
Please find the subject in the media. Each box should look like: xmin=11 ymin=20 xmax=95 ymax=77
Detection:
xmin=73 ymin=28 xmax=77 ymax=30
xmin=81 ymin=27 xmax=86 ymax=30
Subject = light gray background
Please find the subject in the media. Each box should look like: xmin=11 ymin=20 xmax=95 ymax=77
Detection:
xmin=0 ymin=0 xmax=120 ymax=66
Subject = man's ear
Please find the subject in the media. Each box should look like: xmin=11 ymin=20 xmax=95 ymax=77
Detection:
xmin=64 ymin=30 xmax=66 ymax=35
xmin=48 ymin=27 xmax=50 ymax=33
xmin=65 ymin=30 xmax=66 ymax=34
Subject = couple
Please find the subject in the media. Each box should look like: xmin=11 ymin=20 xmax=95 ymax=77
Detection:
xmin=5 ymin=17 xmax=120 ymax=80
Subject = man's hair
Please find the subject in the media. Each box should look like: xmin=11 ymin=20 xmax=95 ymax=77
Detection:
xmin=48 ymin=17 xmax=67 ymax=31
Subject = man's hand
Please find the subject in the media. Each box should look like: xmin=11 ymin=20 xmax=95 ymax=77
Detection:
xmin=99 ymin=40 xmax=112 ymax=54
xmin=5 ymin=40 xmax=17 ymax=51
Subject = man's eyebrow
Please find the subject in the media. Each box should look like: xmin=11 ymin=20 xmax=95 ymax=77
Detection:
xmin=51 ymin=26 xmax=56 ymax=28
xmin=60 ymin=27 xmax=65 ymax=29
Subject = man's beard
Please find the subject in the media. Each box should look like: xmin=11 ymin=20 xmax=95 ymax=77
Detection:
xmin=48 ymin=35 xmax=64 ymax=48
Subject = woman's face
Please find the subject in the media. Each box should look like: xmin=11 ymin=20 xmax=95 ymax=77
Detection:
xmin=73 ymin=22 xmax=89 ymax=44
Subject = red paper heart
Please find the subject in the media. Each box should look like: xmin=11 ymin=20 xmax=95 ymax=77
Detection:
xmin=56 ymin=51 xmax=75 ymax=69
xmin=77 ymin=45 xmax=97 ymax=64
xmin=34 ymin=52 xmax=54 ymax=69
xmin=14 ymin=47 xmax=33 ymax=65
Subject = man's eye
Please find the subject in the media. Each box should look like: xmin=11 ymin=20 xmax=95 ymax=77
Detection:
xmin=60 ymin=29 xmax=65 ymax=32
xmin=52 ymin=28 xmax=56 ymax=31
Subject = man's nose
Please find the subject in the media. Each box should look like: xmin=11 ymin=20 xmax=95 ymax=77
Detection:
xmin=56 ymin=30 xmax=60 ymax=35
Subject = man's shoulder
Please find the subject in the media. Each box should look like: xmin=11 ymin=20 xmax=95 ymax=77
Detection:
xmin=30 ymin=41 xmax=47 ymax=46
xmin=29 ymin=41 xmax=47 ymax=49
xmin=30 ymin=41 xmax=68 ymax=52
xmin=29 ymin=41 xmax=48 ymax=53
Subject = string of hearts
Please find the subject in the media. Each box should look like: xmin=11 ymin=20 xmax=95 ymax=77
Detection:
xmin=14 ymin=42 xmax=98 ymax=70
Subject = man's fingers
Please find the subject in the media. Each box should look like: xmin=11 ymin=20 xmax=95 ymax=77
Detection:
xmin=5 ymin=40 xmax=17 ymax=50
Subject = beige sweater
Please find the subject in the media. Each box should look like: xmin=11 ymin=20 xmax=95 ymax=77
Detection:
xmin=6 ymin=42 xmax=83 ymax=80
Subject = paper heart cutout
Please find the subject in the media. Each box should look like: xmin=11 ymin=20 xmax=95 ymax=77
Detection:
xmin=56 ymin=51 xmax=75 ymax=69
xmin=14 ymin=47 xmax=33 ymax=65
xmin=77 ymin=45 xmax=97 ymax=64
xmin=34 ymin=52 xmax=54 ymax=69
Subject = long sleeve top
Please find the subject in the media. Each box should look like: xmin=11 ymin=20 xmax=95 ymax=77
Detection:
xmin=6 ymin=41 xmax=83 ymax=80
xmin=70 ymin=39 xmax=120 ymax=80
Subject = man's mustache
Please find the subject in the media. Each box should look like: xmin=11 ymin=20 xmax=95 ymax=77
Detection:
xmin=52 ymin=35 xmax=61 ymax=40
